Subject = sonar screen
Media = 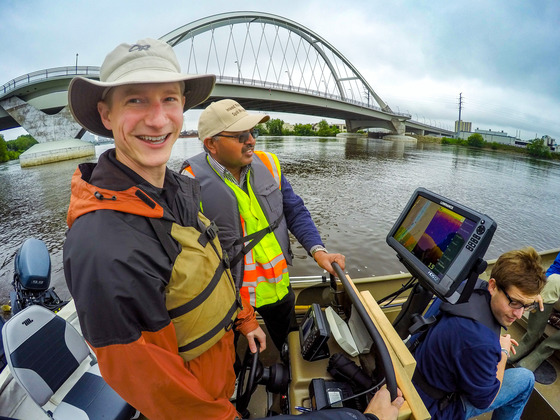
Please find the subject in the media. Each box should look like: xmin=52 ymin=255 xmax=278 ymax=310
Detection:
xmin=387 ymin=188 xmax=496 ymax=302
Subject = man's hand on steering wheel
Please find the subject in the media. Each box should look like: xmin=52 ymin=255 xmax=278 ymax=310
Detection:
xmin=245 ymin=326 xmax=267 ymax=353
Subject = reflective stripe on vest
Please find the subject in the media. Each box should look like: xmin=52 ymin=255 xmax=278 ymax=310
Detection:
xmin=165 ymin=213 xmax=240 ymax=362
xmin=254 ymin=150 xmax=281 ymax=187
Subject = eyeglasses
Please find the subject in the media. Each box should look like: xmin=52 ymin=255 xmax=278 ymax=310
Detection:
xmin=498 ymin=286 xmax=537 ymax=311
xmin=218 ymin=129 xmax=258 ymax=143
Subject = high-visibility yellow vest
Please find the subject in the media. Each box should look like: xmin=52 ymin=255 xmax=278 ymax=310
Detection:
xmin=182 ymin=151 xmax=292 ymax=307
xmin=223 ymin=154 xmax=290 ymax=307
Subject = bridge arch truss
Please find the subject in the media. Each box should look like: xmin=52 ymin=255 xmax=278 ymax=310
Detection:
xmin=160 ymin=11 xmax=393 ymax=114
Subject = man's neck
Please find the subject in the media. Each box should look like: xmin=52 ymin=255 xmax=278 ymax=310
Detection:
xmin=115 ymin=152 xmax=166 ymax=188
xmin=230 ymin=167 xmax=242 ymax=182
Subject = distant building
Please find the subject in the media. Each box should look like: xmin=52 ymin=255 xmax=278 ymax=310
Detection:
xmin=456 ymin=129 xmax=558 ymax=152
xmin=179 ymin=130 xmax=198 ymax=138
xmin=458 ymin=128 xmax=521 ymax=146
xmin=310 ymin=122 xmax=346 ymax=132
xmin=455 ymin=120 xmax=472 ymax=133
xmin=333 ymin=123 xmax=347 ymax=132
xmin=283 ymin=122 xmax=294 ymax=132
xmin=543 ymin=135 xmax=558 ymax=152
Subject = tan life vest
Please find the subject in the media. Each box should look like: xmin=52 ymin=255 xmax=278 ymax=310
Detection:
xmin=154 ymin=213 xmax=241 ymax=362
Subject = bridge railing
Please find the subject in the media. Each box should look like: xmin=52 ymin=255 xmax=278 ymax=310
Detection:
xmin=216 ymin=75 xmax=412 ymax=119
xmin=1 ymin=66 xmax=100 ymax=96
xmin=1 ymin=67 xmax=414 ymax=121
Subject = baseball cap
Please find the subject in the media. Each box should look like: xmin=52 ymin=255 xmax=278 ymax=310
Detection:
xmin=68 ymin=38 xmax=216 ymax=138
xmin=198 ymin=99 xmax=270 ymax=141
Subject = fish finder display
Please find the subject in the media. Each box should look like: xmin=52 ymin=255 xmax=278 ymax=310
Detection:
xmin=393 ymin=198 xmax=476 ymax=279
xmin=387 ymin=188 xmax=496 ymax=301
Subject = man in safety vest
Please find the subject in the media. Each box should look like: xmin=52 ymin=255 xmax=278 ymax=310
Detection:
xmin=181 ymin=99 xmax=346 ymax=350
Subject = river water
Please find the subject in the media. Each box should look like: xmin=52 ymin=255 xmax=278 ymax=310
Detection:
xmin=1 ymin=136 xmax=559 ymax=306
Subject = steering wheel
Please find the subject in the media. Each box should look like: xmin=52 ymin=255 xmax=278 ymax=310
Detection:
xmin=331 ymin=262 xmax=399 ymax=401
xmin=235 ymin=342 xmax=261 ymax=417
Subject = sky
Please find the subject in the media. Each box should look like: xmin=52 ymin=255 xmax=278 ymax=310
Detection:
xmin=1 ymin=0 xmax=559 ymax=141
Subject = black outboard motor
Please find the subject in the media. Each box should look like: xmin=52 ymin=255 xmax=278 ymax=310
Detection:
xmin=10 ymin=238 xmax=67 ymax=314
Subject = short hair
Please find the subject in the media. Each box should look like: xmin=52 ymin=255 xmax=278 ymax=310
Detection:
xmin=490 ymin=247 xmax=546 ymax=295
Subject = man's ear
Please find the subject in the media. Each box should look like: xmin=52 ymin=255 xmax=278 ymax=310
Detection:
xmin=204 ymin=137 xmax=217 ymax=154
xmin=487 ymin=278 xmax=498 ymax=296
xmin=97 ymin=101 xmax=112 ymax=130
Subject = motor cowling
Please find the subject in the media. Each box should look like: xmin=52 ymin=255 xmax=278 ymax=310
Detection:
xmin=14 ymin=238 xmax=51 ymax=291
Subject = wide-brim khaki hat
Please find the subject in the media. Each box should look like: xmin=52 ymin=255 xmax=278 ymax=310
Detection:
xmin=198 ymin=99 xmax=270 ymax=141
xmin=68 ymin=38 xmax=216 ymax=138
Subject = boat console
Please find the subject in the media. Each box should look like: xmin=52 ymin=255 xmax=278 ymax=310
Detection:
xmin=239 ymin=263 xmax=430 ymax=419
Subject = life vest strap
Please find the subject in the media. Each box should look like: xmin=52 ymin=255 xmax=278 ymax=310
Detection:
xmin=148 ymin=218 xmax=178 ymax=264
xmin=168 ymin=258 xmax=227 ymax=319
xmin=178 ymin=300 xmax=239 ymax=353
xmin=412 ymin=368 xmax=458 ymax=411
xmin=197 ymin=220 xmax=220 ymax=247
xmin=229 ymin=213 xmax=283 ymax=268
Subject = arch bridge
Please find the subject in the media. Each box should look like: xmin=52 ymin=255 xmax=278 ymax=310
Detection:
xmin=0 ymin=11 xmax=452 ymax=143
xmin=160 ymin=11 xmax=416 ymax=134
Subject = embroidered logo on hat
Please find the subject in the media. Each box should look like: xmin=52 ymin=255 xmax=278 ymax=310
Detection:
xmin=129 ymin=44 xmax=151 ymax=52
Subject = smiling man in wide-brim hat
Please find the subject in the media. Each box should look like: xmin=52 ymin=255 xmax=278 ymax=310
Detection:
xmin=67 ymin=38 xmax=215 ymax=187
xmin=69 ymin=38 xmax=215 ymax=139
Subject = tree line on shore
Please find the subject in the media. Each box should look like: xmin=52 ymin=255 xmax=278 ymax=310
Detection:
xmin=0 ymin=133 xmax=37 ymax=163
xmin=437 ymin=132 xmax=558 ymax=160
xmin=256 ymin=118 xmax=344 ymax=137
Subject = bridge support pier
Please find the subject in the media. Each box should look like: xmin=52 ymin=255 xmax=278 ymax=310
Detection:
xmin=19 ymin=139 xmax=96 ymax=167
xmin=390 ymin=118 xmax=406 ymax=135
xmin=0 ymin=96 xmax=94 ymax=167
xmin=383 ymin=118 xmax=416 ymax=143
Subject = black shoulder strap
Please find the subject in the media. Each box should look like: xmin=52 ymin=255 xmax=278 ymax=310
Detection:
xmin=439 ymin=281 xmax=501 ymax=336
xmin=148 ymin=218 xmax=178 ymax=262
xmin=407 ymin=280 xmax=497 ymax=354
xmin=228 ymin=213 xmax=283 ymax=268
xmin=412 ymin=368 xmax=459 ymax=412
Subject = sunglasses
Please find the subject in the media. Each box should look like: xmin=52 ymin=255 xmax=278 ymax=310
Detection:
xmin=218 ymin=129 xmax=259 ymax=143
xmin=498 ymin=285 xmax=537 ymax=311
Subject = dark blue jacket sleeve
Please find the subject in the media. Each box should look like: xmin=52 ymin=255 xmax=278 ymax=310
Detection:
xmin=280 ymin=173 xmax=324 ymax=253
xmin=546 ymin=252 xmax=560 ymax=277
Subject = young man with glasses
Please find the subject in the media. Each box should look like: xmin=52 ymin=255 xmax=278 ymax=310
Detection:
xmin=509 ymin=250 xmax=560 ymax=374
xmin=412 ymin=247 xmax=546 ymax=420
xmin=181 ymin=99 xmax=346 ymax=351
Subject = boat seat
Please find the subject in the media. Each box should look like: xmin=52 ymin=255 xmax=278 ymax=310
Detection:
xmin=1 ymin=305 xmax=137 ymax=420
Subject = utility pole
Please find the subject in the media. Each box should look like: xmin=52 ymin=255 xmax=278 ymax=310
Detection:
xmin=456 ymin=92 xmax=463 ymax=139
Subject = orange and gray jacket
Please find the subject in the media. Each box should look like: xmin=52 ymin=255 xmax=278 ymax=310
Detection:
xmin=63 ymin=149 xmax=257 ymax=419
